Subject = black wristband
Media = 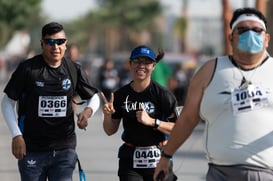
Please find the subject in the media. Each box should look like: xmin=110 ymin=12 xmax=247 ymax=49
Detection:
xmin=161 ymin=150 xmax=172 ymax=159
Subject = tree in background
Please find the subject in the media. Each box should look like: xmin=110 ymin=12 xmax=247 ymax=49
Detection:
xmin=173 ymin=17 xmax=187 ymax=53
xmin=265 ymin=0 xmax=273 ymax=55
xmin=0 ymin=0 xmax=43 ymax=49
xmin=173 ymin=0 xmax=188 ymax=53
xmin=222 ymin=0 xmax=232 ymax=55
xmin=66 ymin=0 xmax=163 ymax=58
xmin=256 ymin=0 xmax=266 ymax=15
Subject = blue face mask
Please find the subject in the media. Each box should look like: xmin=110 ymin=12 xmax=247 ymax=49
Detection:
xmin=237 ymin=30 xmax=264 ymax=53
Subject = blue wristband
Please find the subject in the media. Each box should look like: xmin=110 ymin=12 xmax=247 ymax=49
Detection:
xmin=161 ymin=151 xmax=172 ymax=159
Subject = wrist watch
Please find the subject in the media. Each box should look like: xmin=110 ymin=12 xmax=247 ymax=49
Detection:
xmin=154 ymin=119 xmax=160 ymax=128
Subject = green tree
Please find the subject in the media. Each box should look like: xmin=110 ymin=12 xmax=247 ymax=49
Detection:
xmin=173 ymin=17 xmax=187 ymax=53
xmin=97 ymin=0 xmax=162 ymax=51
xmin=0 ymin=0 xmax=43 ymax=48
xmin=173 ymin=0 xmax=188 ymax=53
xmin=66 ymin=0 xmax=163 ymax=57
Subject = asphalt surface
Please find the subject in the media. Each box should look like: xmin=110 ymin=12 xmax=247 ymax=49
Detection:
xmin=0 ymin=80 xmax=208 ymax=181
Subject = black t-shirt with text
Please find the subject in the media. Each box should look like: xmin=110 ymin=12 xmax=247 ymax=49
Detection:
xmin=4 ymin=54 xmax=98 ymax=151
xmin=112 ymin=81 xmax=177 ymax=147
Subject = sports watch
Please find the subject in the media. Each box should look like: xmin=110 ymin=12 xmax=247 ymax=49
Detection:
xmin=154 ymin=119 xmax=160 ymax=128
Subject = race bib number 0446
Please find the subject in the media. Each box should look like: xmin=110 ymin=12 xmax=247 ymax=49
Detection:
xmin=38 ymin=96 xmax=67 ymax=117
xmin=133 ymin=146 xmax=161 ymax=168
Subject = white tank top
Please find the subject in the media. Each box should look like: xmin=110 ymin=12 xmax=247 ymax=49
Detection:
xmin=200 ymin=55 xmax=273 ymax=169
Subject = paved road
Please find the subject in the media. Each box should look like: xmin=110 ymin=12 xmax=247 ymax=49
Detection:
xmin=0 ymin=81 xmax=208 ymax=180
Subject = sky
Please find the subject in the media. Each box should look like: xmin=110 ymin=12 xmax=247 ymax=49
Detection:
xmin=42 ymin=0 xmax=97 ymax=21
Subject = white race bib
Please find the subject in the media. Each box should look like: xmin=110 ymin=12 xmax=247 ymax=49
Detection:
xmin=38 ymin=96 xmax=67 ymax=117
xmin=133 ymin=146 xmax=161 ymax=168
xmin=231 ymin=84 xmax=268 ymax=114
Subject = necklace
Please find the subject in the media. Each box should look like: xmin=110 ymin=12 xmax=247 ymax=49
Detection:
xmin=239 ymin=75 xmax=251 ymax=89
xmin=237 ymin=64 xmax=260 ymax=89
xmin=230 ymin=56 xmax=264 ymax=89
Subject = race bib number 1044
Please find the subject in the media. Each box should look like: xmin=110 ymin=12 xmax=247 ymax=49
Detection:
xmin=231 ymin=85 xmax=268 ymax=114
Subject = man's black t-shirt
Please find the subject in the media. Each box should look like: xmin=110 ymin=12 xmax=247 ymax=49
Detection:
xmin=4 ymin=54 xmax=98 ymax=151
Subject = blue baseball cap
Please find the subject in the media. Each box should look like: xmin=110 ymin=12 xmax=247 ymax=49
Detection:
xmin=130 ymin=45 xmax=156 ymax=62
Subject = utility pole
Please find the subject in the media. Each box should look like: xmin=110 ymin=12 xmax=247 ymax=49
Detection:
xmin=256 ymin=0 xmax=267 ymax=15
xmin=266 ymin=0 xmax=273 ymax=55
xmin=222 ymin=0 xmax=232 ymax=55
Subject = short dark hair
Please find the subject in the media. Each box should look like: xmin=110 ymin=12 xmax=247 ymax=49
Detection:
xmin=42 ymin=22 xmax=64 ymax=38
xmin=229 ymin=7 xmax=267 ymax=29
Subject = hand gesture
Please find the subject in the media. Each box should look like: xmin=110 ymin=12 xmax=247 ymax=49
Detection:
xmin=100 ymin=92 xmax=115 ymax=115
xmin=136 ymin=106 xmax=153 ymax=126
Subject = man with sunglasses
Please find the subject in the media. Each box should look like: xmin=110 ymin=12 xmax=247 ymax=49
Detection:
xmin=1 ymin=22 xmax=100 ymax=180
xmin=154 ymin=7 xmax=273 ymax=181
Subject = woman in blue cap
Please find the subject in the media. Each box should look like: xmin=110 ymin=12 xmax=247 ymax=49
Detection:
xmin=101 ymin=45 xmax=178 ymax=180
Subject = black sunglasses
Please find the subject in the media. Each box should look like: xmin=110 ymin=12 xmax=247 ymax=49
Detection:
xmin=43 ymin=38 xmax=67 ymax=46
xmin=236 ymin=27 xmax=265 ymax=35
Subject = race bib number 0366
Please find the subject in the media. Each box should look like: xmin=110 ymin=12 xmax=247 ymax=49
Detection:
xmin=38 ymin=96 xmax=67 ymax=117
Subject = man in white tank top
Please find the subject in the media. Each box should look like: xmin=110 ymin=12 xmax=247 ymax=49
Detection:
xmin=154 ymin=7 xmax=273 ymax=181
